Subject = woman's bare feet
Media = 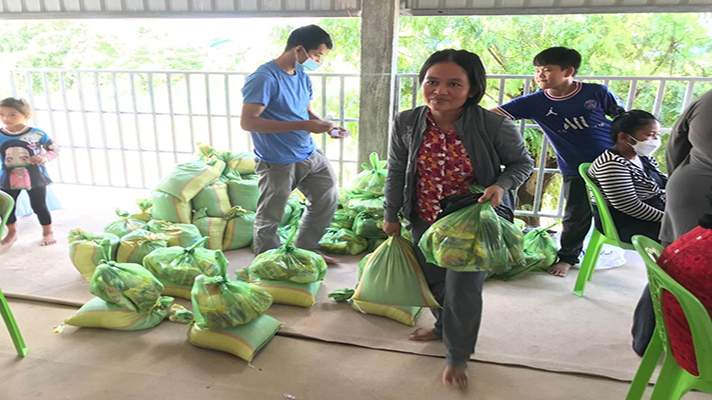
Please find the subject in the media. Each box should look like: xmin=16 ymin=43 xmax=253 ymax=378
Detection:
xmin=408 ymin=327 xmax=440 ymax=341
xmin=442 ymin=365 xmax=468 ymax=388
xmin=41 ymin=225 xmax=57 ymax=246
xmin=1 ymin=230 xmax=18 ymax=253
xmin=547 ymin=261 xmax=572 ymax=277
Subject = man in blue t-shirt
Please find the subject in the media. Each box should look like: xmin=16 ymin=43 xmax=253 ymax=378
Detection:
xmin=493 ymin=47 xmax=624 ymax=278
xmin=241 ymin=25 xmax=346 ymax=263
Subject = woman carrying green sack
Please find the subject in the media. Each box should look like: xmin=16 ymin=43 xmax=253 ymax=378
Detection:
xmin=382 ymin=50 xmax=533 ymax=388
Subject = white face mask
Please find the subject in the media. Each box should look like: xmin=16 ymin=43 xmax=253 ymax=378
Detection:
xmin=628 ymin=135 xmax=661 ymax=157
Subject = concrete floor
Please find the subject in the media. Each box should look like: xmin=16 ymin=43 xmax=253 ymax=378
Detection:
xmin=2 ymin=184 xmax=711 ymax=399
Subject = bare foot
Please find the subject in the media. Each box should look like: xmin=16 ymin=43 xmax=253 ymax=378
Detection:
xmin=547 ymin=261 xmax=572 ymax=277
xmin=442 ymin=365 xmax=468 ymax=388
xmin=41 ymin=232 xmax=57 ymax=246
xmin=1 ymin=231 xmax=18 ymax=253
xmin=408 ymin=327 xmax=440 ymax=341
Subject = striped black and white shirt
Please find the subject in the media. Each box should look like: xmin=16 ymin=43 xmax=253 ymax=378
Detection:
xmin=588 ymin=149 xmax=667 ymax=222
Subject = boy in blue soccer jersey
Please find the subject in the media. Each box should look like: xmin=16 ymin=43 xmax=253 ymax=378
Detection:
xmin=493 ymin=47 xmax=625 ymax=277
xmin=241 ymin=25 xmax=347 ymax=264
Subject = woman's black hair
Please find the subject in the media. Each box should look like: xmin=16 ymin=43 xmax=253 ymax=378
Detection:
xmin=609 ymin=110 xmax=658 ymax=142
xmin=418 ymin=49 xmax=487 ymax=107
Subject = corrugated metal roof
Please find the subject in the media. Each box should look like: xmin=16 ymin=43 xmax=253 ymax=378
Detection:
xmin=403 ymin=0 xmax=712 ymax=16
xmin=0 ymin=0 xmax=709 ymax=18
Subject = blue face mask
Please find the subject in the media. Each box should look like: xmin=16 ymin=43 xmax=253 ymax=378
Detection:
xmin=295 ymin=47 xmax=321 ymax=72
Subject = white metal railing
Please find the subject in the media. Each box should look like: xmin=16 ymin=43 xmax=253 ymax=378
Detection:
xmin=4 ymin=69 xmax=360 ymax=190
xmin=4 ymin=69 xmax=712 ymax=219
xmin=396 ymin=73 xmax=712 ymax=219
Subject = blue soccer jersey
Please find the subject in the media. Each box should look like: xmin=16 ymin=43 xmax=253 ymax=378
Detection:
xmin=496 ymin=82 xmax=624 ymax=176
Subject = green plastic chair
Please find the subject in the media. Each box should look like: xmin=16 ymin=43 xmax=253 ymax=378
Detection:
xmin=627 ymin=235 xmax=712 ymax=400
xmin=574 ymin=163 xmax=635 ymax=297
xmin=0 ymin=190 xmax=28 ymax=357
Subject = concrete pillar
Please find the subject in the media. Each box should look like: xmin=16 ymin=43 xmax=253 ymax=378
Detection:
xmin=357 ymin=0 xmax=399 ymax=168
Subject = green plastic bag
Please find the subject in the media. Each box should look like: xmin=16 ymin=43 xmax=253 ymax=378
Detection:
xmin=192 ymin=180 xmax=232 ymax=218
xmin=353 ymin=152 xmax=388 ymax=195
xmin=418 ymin=201 xmax=512 ymax=273
xmin=147 ymin=220 xmax=202 ymax=248
xmin=524 ymin=224 xmax=559 ymax=271
xmin=353 ymin=211 xmax=387 ymax=239
xmin=68 ymin=229 xmax=120 ymax=281
xmin=248 ymin=228 xmax=327 ymax=283
xmin=191 ymin=273 xmax=273 ymax=329
xmin=280 ymin=202 xmax=293 ymax=227
xmin=329 ymin=208 xmax=355 ymax=230
xmin=151 ymin=190 xmax=192 ymax=224
xmin=319 ymin=228 xmax=368 ymax=256
xmin=104 ymin=209 xmax=148 ymax=238
xmin=222 ymin=206 xmax=255 ymax=250
xmin=116 ymin=229 xmax=168 ymax=265
xmin=157 ymin=158 xmax=226 ymax=202
xmin=227 ymin=176 xmax=260 ymax=212
xmin=89 ymin=240 xmax=164 ymax=312
xmin=142 ymin=237 xmax=227 ymax=299
xmin=200 ymin=144 xmax=255 ymax=177
xmin=345 ymin=191 xmax=385 ymax=216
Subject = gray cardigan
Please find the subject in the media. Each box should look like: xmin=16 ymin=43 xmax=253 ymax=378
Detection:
xmin=383 ymin=105 xmax=534 ymax=223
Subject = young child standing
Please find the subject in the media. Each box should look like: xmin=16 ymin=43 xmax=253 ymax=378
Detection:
xmin=493 ymin=47 xmax=625 ymax=277
xmin=0 ymin=98 xmax=60 ymax=252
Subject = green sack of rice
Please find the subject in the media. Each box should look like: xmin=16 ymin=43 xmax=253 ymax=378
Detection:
xmin=192 ymin=207 xmax=227 ymax=250
xmin=104 ymin=209 xmax=148 ymax=238
xmin=345 ymin=191 xmax=385 ymax=216
xmin=130 ymin=198 xmax=153 ymax=222
xmin=418 ymin=201 xmax=511 ymax=273
xmin=68 ymin=229 xmax=120 ymax=281
xmin=353 ymin=236 xmax=439 ymax=307
xmin=353 ymin=211 xmax=387 ymax=239
xmin=319 ymin=228 xmax=368 ymax=256
xmin=191 ymin=273 xmax=273 ymax=329
xmin=192 ymin=180 xmax=232 ymax=218
xmin=116 ymin=229 xmax=168 ymax=265
xmin=65 ymin=296 xmax=173 ymax=331
xmin=143 ymin=237 xmax=228 ymax=299
xmin=227 ymin=176 xmax=260 ymax=212
xmin=329 ymin=208 xmax=355 ymax=230
xmin=353 ymin=152 xmax=388 ymax=195
xmin=151 ymin=190 xmax=192 ymax=224
xmin=89 ymin=240 xmax=164 ymax=312
xmin=248 ymin=228 xmax=327 ymax=283
xmin=222 ymin=206 xmax=256 ymax=251
xmin=524 ymin=224 xmax=559 ymax=271
xmin=147 ymin=219 xmax=202 ymax=247
xmin=157 ymin=157 xmax=225 ymax=203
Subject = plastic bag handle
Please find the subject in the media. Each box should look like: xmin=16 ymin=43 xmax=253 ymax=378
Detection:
xmin=99 ymin=238 xmax=114 ymax=263
xmin=185 ymin=236 xmax=210 ymax=253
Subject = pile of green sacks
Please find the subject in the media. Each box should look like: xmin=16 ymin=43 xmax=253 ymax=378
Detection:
xmin=318 ymin=152 xmax=391 ymax=256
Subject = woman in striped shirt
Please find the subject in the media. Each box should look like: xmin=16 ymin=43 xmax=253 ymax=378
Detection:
xmin=587 ymin=110 xmax=666 ymax=244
